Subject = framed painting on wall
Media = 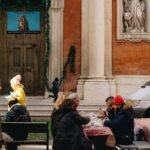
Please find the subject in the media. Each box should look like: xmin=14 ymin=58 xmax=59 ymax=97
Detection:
xmin=7 ymin=11 xmax=40 ymax=33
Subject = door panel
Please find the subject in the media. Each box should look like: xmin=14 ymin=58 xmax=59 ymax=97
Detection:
xmin=13 ymin=47 xmax=22 ymax=69
xmin=23 ymin=44 xmax=39 ymax=94
xmin=8 ymin=43 xmax=41 ymax=95
xmin=9 ymin=45 xmax=23 ymax=75
xmin=24 ymin=46 xmax=34 ymax=89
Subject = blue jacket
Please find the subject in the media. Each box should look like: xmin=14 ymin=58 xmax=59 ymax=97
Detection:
xmin=104 ymin=108 xmax=134 ymax=145
xmin=5 ymin=104 xmax=31 ymax=122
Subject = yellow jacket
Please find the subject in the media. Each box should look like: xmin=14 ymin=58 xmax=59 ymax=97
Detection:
xmin=13 ymin=84 xmax=26 ymax=107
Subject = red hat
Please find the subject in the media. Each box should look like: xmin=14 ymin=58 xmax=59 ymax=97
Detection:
xmin=112 ymin=95 xmax=124 ymax=105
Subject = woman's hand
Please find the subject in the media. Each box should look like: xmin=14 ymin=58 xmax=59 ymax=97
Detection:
xmin=99 ymin=108 xmax=107 ymax=118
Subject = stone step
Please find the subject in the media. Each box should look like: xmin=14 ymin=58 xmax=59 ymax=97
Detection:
xmin=0 ymin=107 xmax=100 ymax=114
xmin=0 ymin=96 xmax=105 ymax=119
xmin=0 ymin=103 xmax=103 ymax=108
xmin=0 ymin=105 xmax=101 ymax=111
xmin=0 ymin=109 xmax=100 ymax=120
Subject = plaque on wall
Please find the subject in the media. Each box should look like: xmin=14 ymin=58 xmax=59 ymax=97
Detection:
xmin=117 ymin=0 xmax=150 ymax=42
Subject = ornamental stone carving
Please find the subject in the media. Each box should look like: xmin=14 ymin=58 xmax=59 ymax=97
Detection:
xmin=123 ymin=0 xmax=146 ymax=33
xmin=117 ymin=0 xmax=150 ymax=41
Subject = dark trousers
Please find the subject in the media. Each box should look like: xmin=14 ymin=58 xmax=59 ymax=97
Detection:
xmin=47 ymin=93 xmax=58 ymax=102
xmin=6 ymin=144 xmax=17 ymax=150
xmin=89 ymin=136 xmax=117 ymax=150
xmin=53 ymin=93 xmax=58 ymax=102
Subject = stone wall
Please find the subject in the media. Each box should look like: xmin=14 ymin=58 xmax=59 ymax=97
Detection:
xmin=63 ymin=0 xmax=81 ymax=91
xmin=113 ymin=0 xmax=150 ymax=75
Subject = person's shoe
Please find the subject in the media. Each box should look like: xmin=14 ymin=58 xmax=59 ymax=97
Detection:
xmin=115 ymin=146 xmax=121 ymax=150
xmin=47 ymin=95 xmax=54 ymax=99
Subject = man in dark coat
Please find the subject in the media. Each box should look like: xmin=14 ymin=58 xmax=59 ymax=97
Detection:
xmin=4 ymin=99 xmax=31 ymax=150
xmin=51 ymin=93 xmax=92 ymax=150
xmin=5 ymin=99 xmax=31 ymax=123
xmin=104 ymin=95 xmax=134 ymax=145
xmin=99 ymin=96 xmax=115 ymax=121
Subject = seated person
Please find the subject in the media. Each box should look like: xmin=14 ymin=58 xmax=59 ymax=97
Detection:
xmin=4 ymin=99 xmax=31 ymax=150
xmin=99 ymin=96 xmax=115 ymax=120
xmin=5 ymin=99 xmax=31 ymax=123
xmin=51 ymin=93 xmax=92 ymax=150
xmin=104 ymin=95 xmax=134 ymax=145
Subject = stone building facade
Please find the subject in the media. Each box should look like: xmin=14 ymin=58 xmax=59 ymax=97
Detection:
xmin=49 ymin=0 xmax=150 ymax=105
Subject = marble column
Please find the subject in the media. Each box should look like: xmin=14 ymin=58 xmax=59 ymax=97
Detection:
xmin=77 ymin=0 xmax=116 ymax=104
xmin=84 ymin=0 xmax=108 ymax=103
xmin=77 ymin=0 xmax=89 ymax=99
xmin=105 ymin=0 xmax=113 ymax=77
xmin=88 ymin=0 xmax=105 ymax=77
xmin=45 ymin=0 xmax=64 ymax=97
xmin=48 ymin=0 xmax=64 ymax=88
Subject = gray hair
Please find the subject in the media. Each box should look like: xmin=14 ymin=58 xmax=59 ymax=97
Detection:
xmin=66 ymin=93 xmax=79 ymax=100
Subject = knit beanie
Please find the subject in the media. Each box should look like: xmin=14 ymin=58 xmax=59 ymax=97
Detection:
xmin=112 ymin=95 xmax=124 ymax=105
xmin=10 ymin=74 xmax=22 ymax=86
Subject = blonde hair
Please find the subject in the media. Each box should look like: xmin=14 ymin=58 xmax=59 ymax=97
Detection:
xmin=54 ymin=92 xmax=79 ymax=110
xmin=54 ymin=94 xmax=66 ymax=110
xmin=124 ymin=99 xmax=139 ymax=110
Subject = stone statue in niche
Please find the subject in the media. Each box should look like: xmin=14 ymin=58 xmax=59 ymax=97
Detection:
xmin=123 ymin=0 xmax=146 ymax=33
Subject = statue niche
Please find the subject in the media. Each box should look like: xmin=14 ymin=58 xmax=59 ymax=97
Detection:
xmin=123 ymin=0 xmax=146 ymax=33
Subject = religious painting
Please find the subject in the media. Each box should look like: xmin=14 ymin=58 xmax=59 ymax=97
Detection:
xmin=7 ymin=11 xmax=40 ymax=33
xmin=117 ymin=0 xmax=150 ymax=41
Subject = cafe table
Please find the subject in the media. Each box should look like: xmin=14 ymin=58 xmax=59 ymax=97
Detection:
xmin=84 ymin=125 xmax=116 ymax=150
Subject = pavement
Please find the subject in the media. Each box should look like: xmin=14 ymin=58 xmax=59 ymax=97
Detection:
xmin=1 ymin=141 xmax=53 ymax=150
xmin=19 ymin=145 xmax=52 ymax=150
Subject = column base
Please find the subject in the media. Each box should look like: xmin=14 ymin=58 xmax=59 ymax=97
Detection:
xmin=77 ymin=77 xmax=116 ymax=105
xmin=77 ymin=75 xmax=150 ymax=105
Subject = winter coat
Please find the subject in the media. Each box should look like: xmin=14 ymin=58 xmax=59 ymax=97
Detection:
xmin=104 ymin=107 xmax=134 ymax=145
xmin=52 ymin=80 xmax=59 ymax=94
xmin=5 ymin=103 xmax=31 ymax=140
xmin=51 ymin=108 xmax=91 ymax=150
xmin=13 ymin=84 xmax=26 ymax=107
xmin=5 ymin=104 xmax=31 ymax=122
xmin=107 ymin=107 xmax=116 ymax=120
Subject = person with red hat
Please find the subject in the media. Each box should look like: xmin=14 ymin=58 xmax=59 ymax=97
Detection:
xmin=99 ymin=96 xmax=116 ymax=121
xmin=112 ymin=95 xmax=124 ymax=105
xmin=104 ymin=95 xmax=134 ymax=145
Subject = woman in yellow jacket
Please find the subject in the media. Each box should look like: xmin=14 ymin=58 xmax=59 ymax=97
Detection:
xmin=10 ymin=74 xmax=26 ymax=107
